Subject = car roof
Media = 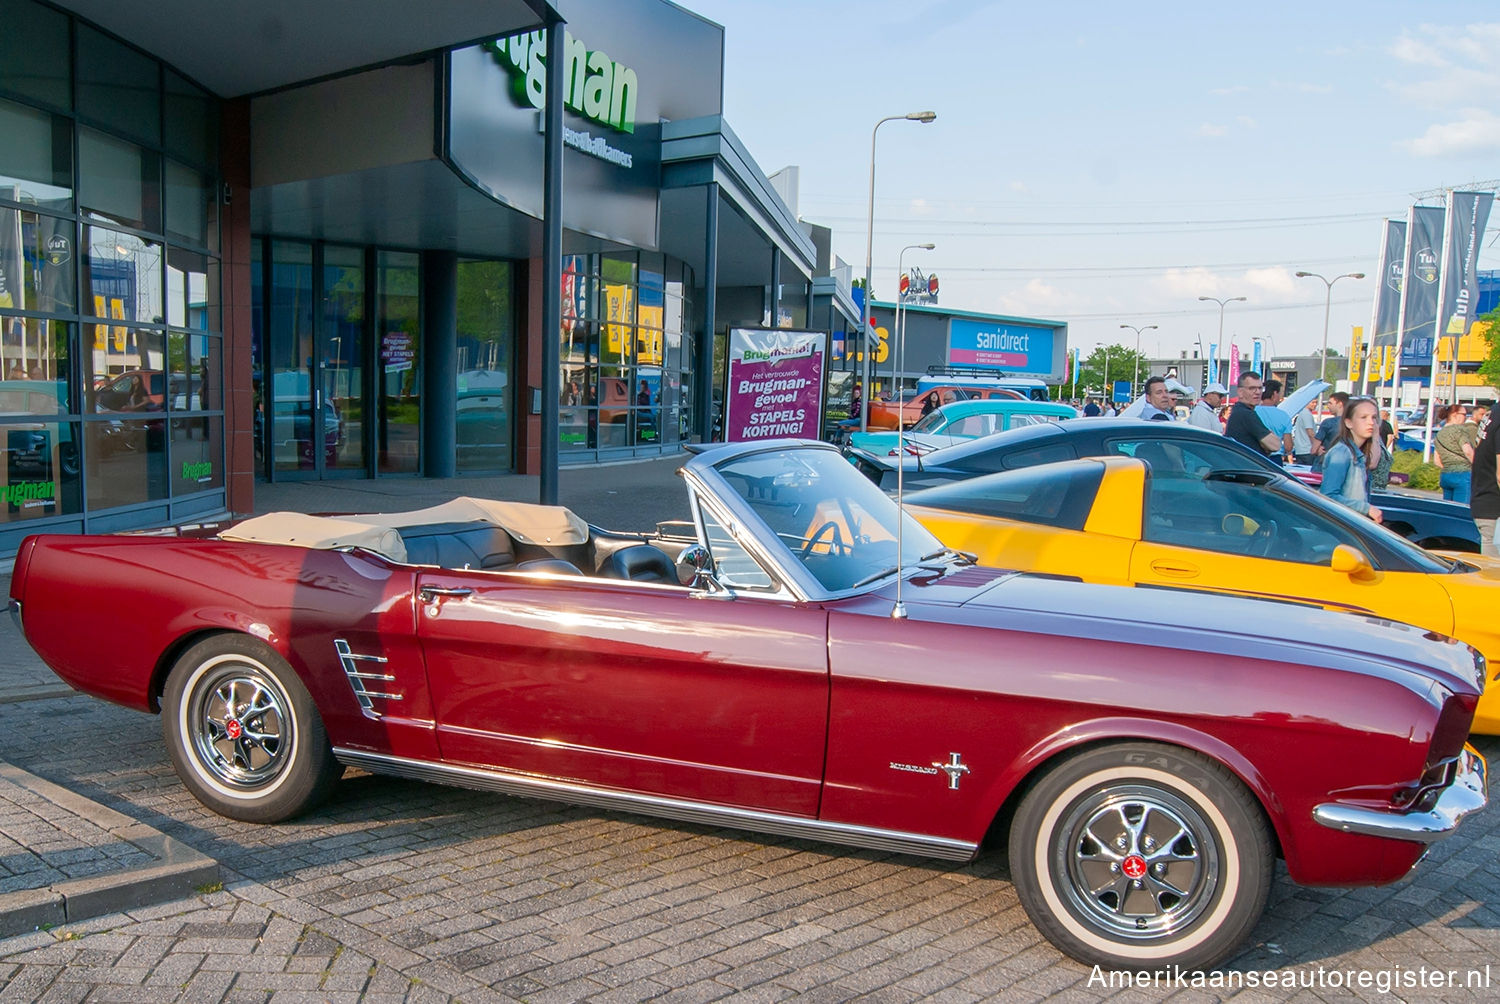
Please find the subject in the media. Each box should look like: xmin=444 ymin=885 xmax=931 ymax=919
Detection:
xmin=918 ymin=416 xmax=1281 ymax=471
xmin=926 ymin=398 xmax=1075 ymax=418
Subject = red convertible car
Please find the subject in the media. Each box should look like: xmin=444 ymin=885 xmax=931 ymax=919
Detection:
xmin=7 ymin=441 xmax=1488 ymax=971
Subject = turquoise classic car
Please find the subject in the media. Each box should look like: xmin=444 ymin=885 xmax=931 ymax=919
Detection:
xmin=845 ymin=398 xmax=1076 ymax=457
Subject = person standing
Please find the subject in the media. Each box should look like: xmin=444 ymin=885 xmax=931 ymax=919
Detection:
xmin=1189 ymin=383 xmax=1227 ymax=431
xmin=1082 ymin=397 xmax=1101 ymax=417
xmin=1256 ymin=378 xmax=1293 ymax=464
xmin=1291 ymin=399 xmax=1318 ymax=465
xmin=1139 ymin=376 xmax=1175 ymax=421
xmin=1224 ymin=371 xmax=1281 ymax=458
xmin=1319 ymin=397 xmax=1383 ymax=524
xmin=1433 ymin=404 xmax=1477 ymax=503
xmin=1311 ymin=391 xmax=1348 ymax=470
xmin=1471 ymin=408 xmax=1500 ymax=556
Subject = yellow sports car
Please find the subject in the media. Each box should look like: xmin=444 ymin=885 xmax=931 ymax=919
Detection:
xmin=906 ymin=454 xmax=1500 ymax=733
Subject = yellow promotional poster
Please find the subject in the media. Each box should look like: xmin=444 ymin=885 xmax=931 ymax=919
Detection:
xmin=603 ymin=283 xmax=634 ymax=360
xmin=1348 ymin=327 xmax=1363 ymax=381
xmin=1382 ymin=345 xmax=1396 ymax=381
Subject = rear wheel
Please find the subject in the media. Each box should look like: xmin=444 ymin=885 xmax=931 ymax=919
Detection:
xmin=1009 ymin=742 xmax=1272 ymax=971
xmin=162 ymin=635 xmax=342 ymax=822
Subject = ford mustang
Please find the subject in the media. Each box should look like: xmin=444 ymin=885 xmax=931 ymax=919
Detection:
xmin=7 ymin=441 xmax=1487 ymax=971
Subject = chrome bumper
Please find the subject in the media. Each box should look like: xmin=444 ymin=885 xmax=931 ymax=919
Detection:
xmin=1313 ymin=747 xmax=1487 ymax=844
xmin=6 ymin=598 xmax=20 ymax=640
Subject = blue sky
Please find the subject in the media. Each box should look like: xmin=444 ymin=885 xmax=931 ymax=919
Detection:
xmin=684 ymin=0 xmax=1500 ymax=363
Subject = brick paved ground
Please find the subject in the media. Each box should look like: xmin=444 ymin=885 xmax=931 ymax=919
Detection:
xmin=1 ymin=462 xmax=1498 ymax=1000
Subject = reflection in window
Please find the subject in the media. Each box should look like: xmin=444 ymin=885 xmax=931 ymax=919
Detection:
xmin=86 ymin=328 xmax=163 ymax=413
xmin=698 ymin=503 xmax=774 ymax=591
xmin=376 ymin=251 xmax=419 ymax=474
xmin=0 ymin=97 xmax=72 ymax=209
xmin=84 ymin=225 xmax=163 ymax=324
xmin=167 ymin=247 xmax=217 ymax=329
xmin=169 ymin=417 xmax=223 ymax=495
xmin=83 ymin=417 xmax=166 ymax=509
xmin=1 ymin=317 xmax=70 ymax=391
xmin=0 ymin=208 xmax=75 ymax=313
xmin=165 ymin=159 xmax=216 ymax=249
xmin=457 ymin=259 xmax=512 ymax=472
xmin=78 ymin=129 xmax=160 ymax=232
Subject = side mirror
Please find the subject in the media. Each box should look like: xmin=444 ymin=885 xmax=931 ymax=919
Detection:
xmin=1330 ymin=544 xmax=1378 ymax=581
xmin=675 ymin=544 xmax=720 ymax=591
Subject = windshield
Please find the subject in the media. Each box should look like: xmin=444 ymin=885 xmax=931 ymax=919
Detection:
xmin=712 ymin=447 xmax=946 ymax=592
xmin=910 ymin=410 xmax=948 ymax=433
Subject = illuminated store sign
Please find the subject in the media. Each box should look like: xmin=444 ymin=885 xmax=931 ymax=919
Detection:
xmin=488 ymin=30 xmax=638 ymax=134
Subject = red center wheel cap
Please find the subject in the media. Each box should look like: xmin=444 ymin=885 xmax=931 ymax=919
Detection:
xmin=1122 ymin=854 xmax=1148 ymax=880
xmin=225 ymin=718 xmax=243 ymax=740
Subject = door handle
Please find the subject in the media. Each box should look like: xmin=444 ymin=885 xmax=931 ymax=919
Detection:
xmin=1148 ymin=560 xmax=1199 ymax=579
xmin=418 ymin=586 xmax=474 ymax=602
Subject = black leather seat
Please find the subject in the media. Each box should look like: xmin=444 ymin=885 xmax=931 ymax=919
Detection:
xmin=397 ymin=522 xmax=515 ymax=569
xmin=514 ymin=557 xmax=584 ymax=575
xmin=599 ymin=544 xmax=677 ymax=584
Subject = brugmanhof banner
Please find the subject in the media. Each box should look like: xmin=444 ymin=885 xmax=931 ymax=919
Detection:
xmin=725 ymin=328 xmax=825 ymax=442
xmin=1438 ymin=190 xmax=1493 ymax=340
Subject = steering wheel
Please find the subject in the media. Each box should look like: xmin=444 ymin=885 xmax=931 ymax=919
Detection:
xmin=800 ymin=521 xmax=848 ymax=558
xmin=1248 ymin=519 xmax=1279 ymax=557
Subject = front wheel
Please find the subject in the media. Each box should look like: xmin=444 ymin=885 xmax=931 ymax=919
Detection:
xmin=162 ymin=635 xmax=342 ymax=823
xmin=1009 ymin=742 xmax=1272 ymax=971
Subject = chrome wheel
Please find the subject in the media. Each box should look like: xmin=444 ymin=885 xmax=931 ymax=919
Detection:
xmin=1057 ymin=785 xmax=1218 ymax=940
xmin=187 ymin=657 xmax=295 ymax=790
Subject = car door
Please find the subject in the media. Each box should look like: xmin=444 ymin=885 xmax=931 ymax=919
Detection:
xmin=414 ymin=567 xmax=830 ymax=816
xmin=1127 ymin=472 xmax=1456 ymax=630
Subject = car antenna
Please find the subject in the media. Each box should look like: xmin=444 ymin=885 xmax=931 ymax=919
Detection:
xmin=892 ymin=243 xmax=934 ymax=620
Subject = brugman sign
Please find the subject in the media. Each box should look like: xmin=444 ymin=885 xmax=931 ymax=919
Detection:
xmin=487 ymin=30 xmax=639 ymax=135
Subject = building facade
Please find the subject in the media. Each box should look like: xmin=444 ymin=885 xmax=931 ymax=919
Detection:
xmin=0 ymin=0 xmax=817 ymax=556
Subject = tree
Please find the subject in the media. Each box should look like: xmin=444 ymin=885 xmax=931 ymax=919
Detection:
xmin=1077 ymin=344 xmax=1148 ymax=401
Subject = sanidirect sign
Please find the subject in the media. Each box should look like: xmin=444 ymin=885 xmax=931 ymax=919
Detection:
xmin=948 ymin=318 xmax=1054 ymax=375
xmin=725 ymin=329 xmax=825 ymax=442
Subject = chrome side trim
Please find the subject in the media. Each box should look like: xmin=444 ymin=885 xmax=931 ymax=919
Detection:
xmin=334 ymin=640 xmax=397 ymax=719
xmin=1314 ymin=747 xmax=1487 ymax=844
xmin=332 ymin=747 xmax=978 ymax=862
xmin=7 ymin=599 xmax=22 ymax=641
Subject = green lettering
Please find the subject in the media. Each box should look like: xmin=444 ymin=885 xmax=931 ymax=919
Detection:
xmin=490 ymin=30 xmax=637 ymax=135
xmin=609 ymin=63 xmax=637 ymax=134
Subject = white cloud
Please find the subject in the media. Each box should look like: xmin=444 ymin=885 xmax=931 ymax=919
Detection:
xmin=994 ymin=279 xmax=1069 ymax=315
xmin=1400 ymin=108 xmax=1500 ymax=156
xmin=908 ymin=197 xmax=934 ymax=216
xmin=1390 ymin=23 xmax=1500 ymax=152
xmin=1243 ymin=267 xmax=1297 ymax=296
xmin=1155 ymin=267 xmax=1223 ymax=298
xmin=1197 ymin=123 xmax=1228 ymax=137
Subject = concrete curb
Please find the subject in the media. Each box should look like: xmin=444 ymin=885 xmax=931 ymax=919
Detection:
xmin=0 ymin=760 xmax=218 ymax=937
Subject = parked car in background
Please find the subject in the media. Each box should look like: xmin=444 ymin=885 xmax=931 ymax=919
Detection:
xmin=7 ymin=440 xmax=1486 ymax=970
xmin=866 ymin=384 xmax=1024 ymax=430
xmin=848 ymin=419 xmax=1481 ymax=552
xmin=904 ymin=453 xmax=1500 ymax=733
xmin=846 ymin=398 xmax=1076 ymax=456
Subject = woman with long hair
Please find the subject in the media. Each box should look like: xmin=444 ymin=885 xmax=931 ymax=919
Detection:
xmin=1319 ymin=397 xmax=1383 ymax=523
xmin=920 ymin=391 xmax=940 ymax=417
xmin=1432 ymin=403 xmax=1476 ymax=502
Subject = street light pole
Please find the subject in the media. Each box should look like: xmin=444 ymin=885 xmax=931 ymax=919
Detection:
xmin=861 ymin=110 xmax=937 ymax=432
xmin=1120 ymin=323 xmax=1157 ymax=398
xmin=1198 ymin=295 xmax=1246 ymax=388
xmin=1295 ymin=270 xmax=1365 ymax=404
xmin=1095 ymin=342 xmax=1112 ymax=404
xmin=893 ymin=242 xmax=933 ymax=623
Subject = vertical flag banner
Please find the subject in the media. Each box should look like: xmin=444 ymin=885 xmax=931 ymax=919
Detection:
xmin=724 ymin=328 xmax=826 ymax=442
xmin=1208 ymin=342 xmax=1217 ymax=386
xmin=1349 ymin=326 xmax=1364 ymax=382
xmin=1439 ymin=191 xmax=1493 ymax=339
xmin=1251 ymin=340 xmax=1262 ymax=378
xmin=1390 ymin=205 xmax=1445 ymax=410
xmin=1370 ymin=219 xmax=1406 ymax=349
xmin=1228 ymin=343 xmax=1240 ymax=388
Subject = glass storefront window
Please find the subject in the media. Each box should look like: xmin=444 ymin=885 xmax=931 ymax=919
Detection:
xmin=191 ymin=334 xmax=222 ymax=418
xmin=268 ymin=241 xmax=313 ymax=474
xmin=1 ymin=419 xmax=81 ymax=524
xmin=166 ymin=247 xmax=218 ymax=330
xmin=164 ymin=70 xmax=218 ymax=170
xmin=78 ymin=129 xmax=161 ymax=232
xmin=165 ymin=159 xmax=216 ymax=249
xmin=1 ymin=99 xmax=72 ymax=211
xmin=0 ymin=207 xmax=75 ymax=313
xmin=85 ymin=327 xmax=164 ymax=415
xmin=456 ymin=258 xmax=512 ymax=472
xmin=77 ymin=25 xmax=161 ymax=146
xmin=376 ymin=250 xmax=419 ymax=474
xmin=0 ymin=0 xmax=70 ymax=110
xmin=169 ymin=416 xmax=223 ymax=495
xmin=83 ymin=416 xmax=166 ymax=509
xmin=1 ymin=316 xmax=69 ymax=395
xmin=83 ymin=225 xmax=163 ymax=325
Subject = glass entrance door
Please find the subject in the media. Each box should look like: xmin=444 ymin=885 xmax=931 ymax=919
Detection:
xmin=265 ymin=241 xmax=367 ymax=478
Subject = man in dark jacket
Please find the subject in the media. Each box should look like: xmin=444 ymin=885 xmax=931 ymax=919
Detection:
xmin=1224 ymin=371 xmax=1281 ymax=458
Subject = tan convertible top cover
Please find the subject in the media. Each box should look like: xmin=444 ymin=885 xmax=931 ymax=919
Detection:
xmin=349 ymin=497 xmax=589 ymax=545
xmin=218 ymin=513 xmax=409 ymax=562
xmin=216 ymin=496 xmax=588 ymax=560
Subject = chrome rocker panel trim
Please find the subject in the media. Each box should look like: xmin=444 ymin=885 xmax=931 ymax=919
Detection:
xmin=1314 ymin=747 xmax=1487 ymax=844
xmin=7 ymin=599 xmax=21 ymax=641
xmin=332 ymin=748 xmax=978 ymax=861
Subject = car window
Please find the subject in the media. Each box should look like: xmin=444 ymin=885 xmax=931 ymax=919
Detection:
xmin=1005 ymin=412 xmax=1062 ymax=430
xmin=697 ymin=503 xmax=776 ymax=591
xmin=1107 ymin=437 xmax=1266 ymax=478
xmin=908 ymin=462 xmax=1105 ymax=531
xmin=1144 ymin=471 xmax=1366 ymax=566
xmin=910 ymin=410 xmax=945 ymax=433
xmin=960 ymin=442 xmax=1076 ymax=474
xmin=949 ymin=415 xmax=988 ymax=437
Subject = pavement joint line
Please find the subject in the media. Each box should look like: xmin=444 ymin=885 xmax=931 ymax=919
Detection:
xmin=0 ymin=758 xmax=219 ymax=938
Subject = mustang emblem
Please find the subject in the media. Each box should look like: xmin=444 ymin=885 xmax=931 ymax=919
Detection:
xmin=932 ymin=752 xmax=971 ymax=790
